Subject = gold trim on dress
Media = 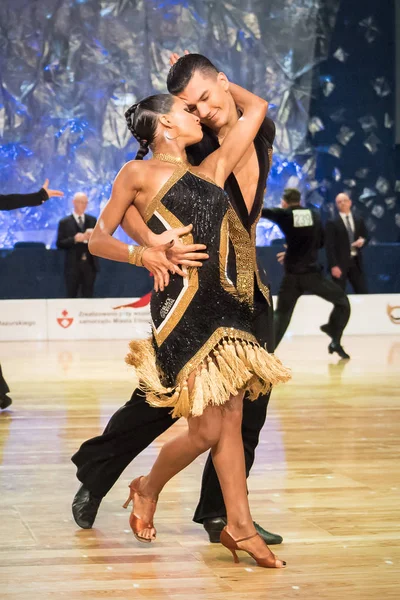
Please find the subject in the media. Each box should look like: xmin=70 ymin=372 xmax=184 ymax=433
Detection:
xmin=219 ymin=212 xmax=237 ymax=296
xmin=227 ymin=206 xmax=255 ymax=305
xmin=152 ymin=203 xmax=199 ymax=347
xmin=176 ymin=327 xmax=258 ymax=383
xmin=144 ymin=165 xmax=188 ymax=223
xmin=126 ymin=328 xmax=291 ymax=419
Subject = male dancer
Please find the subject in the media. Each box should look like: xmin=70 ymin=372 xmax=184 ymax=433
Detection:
xmin=72 ymin=54 xmax=282 ymax=545
xmin=263 ymin=188 xmax=351 ymax=358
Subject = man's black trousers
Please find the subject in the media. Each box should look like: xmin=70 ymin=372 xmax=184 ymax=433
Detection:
xmin=0 ymin=363 xmax=10 ymax=396
xmin=332 ymin=256 xmax=368 ymax=294
xmin=66 ymin=261 xmax=96 ymax=298
xmin=274 ymin=271 xmax=351 ymax=348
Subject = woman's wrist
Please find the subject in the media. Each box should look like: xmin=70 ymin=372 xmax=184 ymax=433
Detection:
xmin=128 ymin=244 xmax=148 ymax=267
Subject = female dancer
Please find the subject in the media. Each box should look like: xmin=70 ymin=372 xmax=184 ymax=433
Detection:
xmin=89 ymin=81 xmax=290 ymax=568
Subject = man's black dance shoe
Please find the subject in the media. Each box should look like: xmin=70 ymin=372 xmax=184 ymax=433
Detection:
xmin=72 ymin=485 xmax=102 ymax=529
xmin=203 ymin=517 xmax=283 ymax=545
xmin=0 ymin=394 xmax=12 ymax=410
xmin=328 ymin=341 xmax=350 ymax=360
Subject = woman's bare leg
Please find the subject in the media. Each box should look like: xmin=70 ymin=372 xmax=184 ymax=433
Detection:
xmin=211 ymin=393 xmax=285 ymax=567
xmin=132 ymin=405 xmax=223 ymax=540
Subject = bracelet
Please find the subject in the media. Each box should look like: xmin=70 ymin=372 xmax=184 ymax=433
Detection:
xmin=128 ymin=244 xmax=147 ymax=267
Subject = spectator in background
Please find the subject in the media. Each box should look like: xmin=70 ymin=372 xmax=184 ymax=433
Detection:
xmin=56 ymin=192 xmax=98 ymax=298
xmin=325 ymin=193 xmax=368 ymax=293
xmin=0 ymin=179 xmax=64 ymax=410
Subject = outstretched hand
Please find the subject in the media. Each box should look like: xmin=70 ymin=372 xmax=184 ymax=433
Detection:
xmin=169 ymin=49 xmax=189 ymax=66
xmin=42 ymin=179 xmax=64 ymax=198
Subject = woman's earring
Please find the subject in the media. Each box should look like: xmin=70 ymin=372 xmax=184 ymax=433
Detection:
xmin=165 ymin=131 xmax=179 ymax=141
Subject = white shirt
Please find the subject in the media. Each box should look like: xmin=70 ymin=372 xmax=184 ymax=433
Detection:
xmin=338 ymin=211 xmax=357 ymax=256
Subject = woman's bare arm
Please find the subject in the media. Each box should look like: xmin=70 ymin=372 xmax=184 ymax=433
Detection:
xmin=121 ymin=204 xmax=159 ymax=246
xmin=198 ymin=83 xmax=268 ymax=187
xmin=89 ymin=163 xmax=139 ymax=262
xmin=89 ymin=162 xmax=177 ymax=291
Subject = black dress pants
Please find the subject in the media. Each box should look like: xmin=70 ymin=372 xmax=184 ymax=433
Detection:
xmin=332 ymin=257 xmax=368 ymax=294
xmin=66 ymin=261 xmax=96 ymax=298
xmin=72 ymin=298 xmax=273 ymax=523
xmin=274 ymin=271 xmax=350 ymax=348
xmin=0 ymin=363 xmax=10 ymax=396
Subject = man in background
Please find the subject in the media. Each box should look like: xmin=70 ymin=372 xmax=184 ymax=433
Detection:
xmin=56 ymin=192 xmax=98 ymax=298
xmin=0 ymin=179 xmax=64 ymax=409
xmin=262 ymin=188 xmax=351 ymax=359
xmin=325 ymin=193 xmax=368 ymax=293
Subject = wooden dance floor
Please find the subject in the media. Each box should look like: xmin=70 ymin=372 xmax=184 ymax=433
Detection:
xmin=0 ymin=335 xmax=399 ymax=599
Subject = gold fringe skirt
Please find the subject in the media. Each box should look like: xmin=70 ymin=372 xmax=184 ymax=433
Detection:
xmin=126 ymin=328 xmax=291 ymax=419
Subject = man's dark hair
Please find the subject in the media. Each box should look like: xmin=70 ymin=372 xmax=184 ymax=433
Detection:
xmin=167 ymin=54 xmax=218 ymax=95
xmin=283 ymin=188 xmax=301 ymax=206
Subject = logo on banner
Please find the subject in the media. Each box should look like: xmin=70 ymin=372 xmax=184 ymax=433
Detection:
xmin=57 ymin=309 xmax=74 ymax=329
xmin=387 ymin=305 xmax=400 ymax=325
xmin=113 ymin=292 xmax=152 ymax=310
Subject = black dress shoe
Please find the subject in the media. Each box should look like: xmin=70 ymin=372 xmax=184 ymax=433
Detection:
xmin=328 ymin=341 xmax=350 ymax=360
xmin=203 ymin=517 xmax=283 ymax=545
xmin=0 ymin=394 xmax=12 ymax=410
xmin=72 ymin=484 xmax=102 ymax=529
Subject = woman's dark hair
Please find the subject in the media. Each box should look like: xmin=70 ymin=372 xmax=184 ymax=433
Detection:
xmin=125 ymin=94 xmax=174 ymax=160
xmin=283 ymin=188 xmax=301 ymax=205
xmin=167 ymin=54 xmax=218 ymax=95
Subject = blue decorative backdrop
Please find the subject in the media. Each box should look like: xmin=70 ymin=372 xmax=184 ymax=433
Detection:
xmin=0 ymin=0 xmax=397 ymax=249
xmin=308 ymin=0 xmax=398 ymax=243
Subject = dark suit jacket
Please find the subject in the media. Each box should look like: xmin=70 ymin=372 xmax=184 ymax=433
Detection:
xmin=0 ymin=188 xmax=48 ymax=211
xmin=325 ymin=213 xmax=368 ymax=273
xmin=56 ymin=214 xmax=98 ymax=273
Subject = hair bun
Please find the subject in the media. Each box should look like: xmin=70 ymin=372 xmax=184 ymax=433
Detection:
xmin=125 ymin=94 xmax=174 ymax=160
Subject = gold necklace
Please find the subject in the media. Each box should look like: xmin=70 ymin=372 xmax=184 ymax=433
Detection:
xmin=153 ymin=152 xmax=189 ymax=166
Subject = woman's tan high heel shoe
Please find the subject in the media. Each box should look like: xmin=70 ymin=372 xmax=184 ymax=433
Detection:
xmin=122 ymin=476 xmax=157 ymax=543
xmin=220 ymin=527 xmax=286 ymax=568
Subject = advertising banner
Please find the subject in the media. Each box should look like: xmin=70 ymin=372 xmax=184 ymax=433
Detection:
xmin=0 ymin=294 xmax=399 ymax=341
xmin=46 ymin=296 xmax=151 ymax=340
xmin=0 ymin=300 xmax=47 ymax=341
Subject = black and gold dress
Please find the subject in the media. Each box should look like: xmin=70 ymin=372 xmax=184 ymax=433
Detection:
xmin=126 ymin=155 xmax=290 ymax=418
